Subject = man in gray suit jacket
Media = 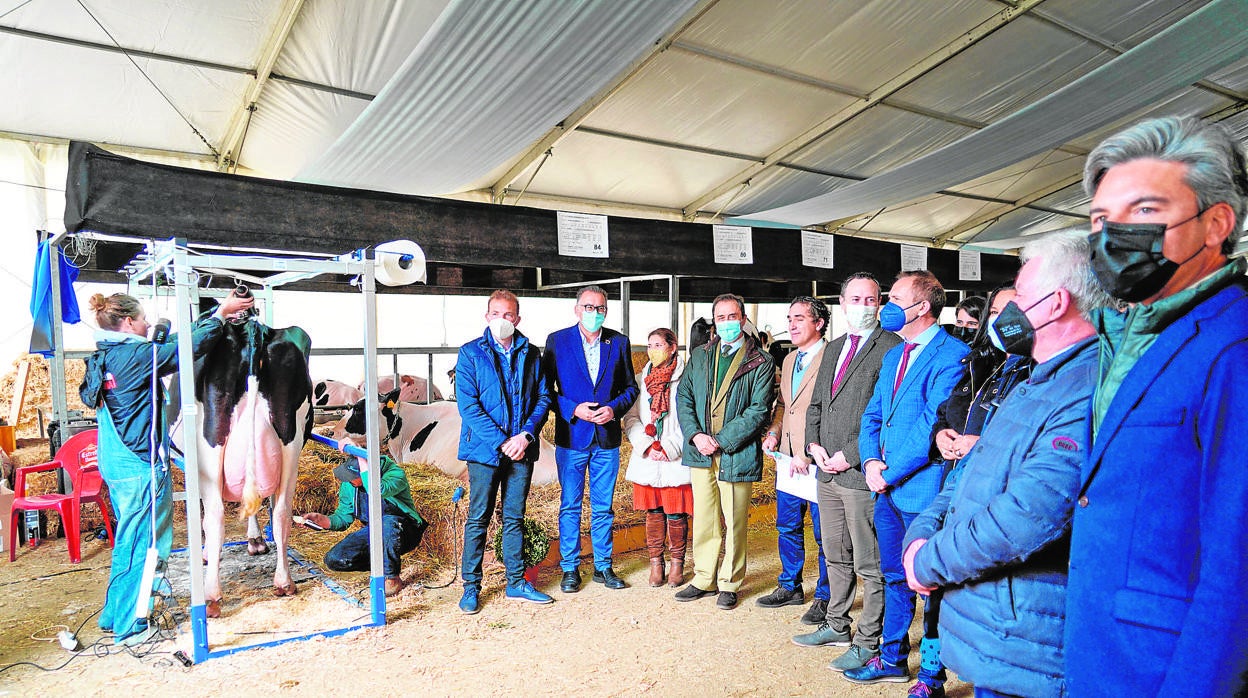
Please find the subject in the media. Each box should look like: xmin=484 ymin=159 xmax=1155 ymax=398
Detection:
xmin=797 ymin=272 xmax=901 ymax=672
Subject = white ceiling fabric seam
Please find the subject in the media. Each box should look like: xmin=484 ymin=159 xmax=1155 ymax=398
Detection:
xmin=738 ymin=0 xmax=1248 ymax=228
xmin=296 ymin=0 xmax=700 ymax=195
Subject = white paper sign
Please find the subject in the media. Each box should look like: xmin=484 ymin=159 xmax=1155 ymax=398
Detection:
xmin=900 ymin=244 xmax=928 ymax=271
xmin=557 ymin=211 xmax=609 ymax=258
xmin=959 ymin=249 xmax=982 ymax=281
xmin=772 ymin=451 xmax=818 ymax=503
xmin=801 ymin=230 xmax=835 ymax=269
xmin=713 ymin=224 xmax=754 ymax=264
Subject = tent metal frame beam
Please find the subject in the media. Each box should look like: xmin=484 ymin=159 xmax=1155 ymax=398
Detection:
xmin=217 ymin=0 xmax=307 ymax=171
xmin=487 ymin=0 xmax=723 ymax=204
xmin=0 ymin=23 xmax=373 ymax=101
xmin=678 ymin=0 xmax=1048 ymax=221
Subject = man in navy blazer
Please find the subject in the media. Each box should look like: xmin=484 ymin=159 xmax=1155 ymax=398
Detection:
xmin=844 ymin=270 xmax=968 ymax=696
xmin=541 ymin=285 xmax=639 ymax=593
xmin=1065 ymin=116 xmax=1248 ymax=698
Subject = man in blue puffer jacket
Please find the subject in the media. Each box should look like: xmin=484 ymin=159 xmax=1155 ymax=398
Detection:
xmin=902 ymin=230 xmax=1111 ymax=698
xmin=456 ymin=290 xmax=552 ymax=614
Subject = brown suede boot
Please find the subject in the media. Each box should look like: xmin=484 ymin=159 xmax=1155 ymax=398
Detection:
xmin=666 ymin=515 xmax=688 ymax=587
xmin=645 ymin=511 xmax=666 ymax=587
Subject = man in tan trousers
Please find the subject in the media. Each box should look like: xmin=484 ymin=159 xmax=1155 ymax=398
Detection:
xmin=675 ymin=293 xmax=776 ymax=610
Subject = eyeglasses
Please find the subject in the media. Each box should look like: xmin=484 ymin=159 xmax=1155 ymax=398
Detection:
xmin=580 ymin=304 xmax=607 ymax=314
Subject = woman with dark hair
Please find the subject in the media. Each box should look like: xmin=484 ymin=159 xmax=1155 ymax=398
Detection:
xmin=81 ymin=290 xmax=251 ymax=646
xmin=949 ymin=295 xmax=986 ymax=344
xmin=930 ymin=287 xmax=1032 ymax=471
xmin=622 ymin=327 xmax=693 ymax=587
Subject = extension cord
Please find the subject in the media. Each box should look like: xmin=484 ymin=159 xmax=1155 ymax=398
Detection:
xmin=134 ymin=547 xmax=159 ymax=620
xmin=57 ymin=630 xmax=80 ymax=652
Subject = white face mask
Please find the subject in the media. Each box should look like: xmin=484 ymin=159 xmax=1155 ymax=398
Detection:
xmin=843 ymin=304 xmax=878 ymax=331
xmin=488 ymin=317 xmax=515 ymax=341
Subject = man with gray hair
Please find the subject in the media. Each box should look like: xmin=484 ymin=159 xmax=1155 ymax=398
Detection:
xmin=1065 ymin=116 xmax=1248 ymax=697
xmin=902 ymin=229 xmax=1108 ymax=698
xmin=542 ymin=285 xmax=639 ymax=593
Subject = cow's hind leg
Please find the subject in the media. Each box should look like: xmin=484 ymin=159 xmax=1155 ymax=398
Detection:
xmin=270 ymin=441 xmax=302 ymax=597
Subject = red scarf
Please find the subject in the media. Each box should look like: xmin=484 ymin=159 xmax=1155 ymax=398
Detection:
xmin=644 ymin=356 xmax=677 ymax=420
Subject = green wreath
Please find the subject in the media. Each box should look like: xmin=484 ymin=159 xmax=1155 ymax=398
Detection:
xmin=492 ymin=517 xmax=552 ymax=569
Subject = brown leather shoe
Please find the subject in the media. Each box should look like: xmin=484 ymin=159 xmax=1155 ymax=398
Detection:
xmin=667 ymin=558 xmax=685 ymax=587
xmin=666 ymin=515 xmax=688 ymax=587
xmin=384 ymin=576 xmax=406 ymax=597
xmin=649 ymin=557 xmax=665 ymax=587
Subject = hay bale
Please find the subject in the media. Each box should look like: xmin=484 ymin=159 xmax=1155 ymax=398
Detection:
xmin=0 ymin=356 xmax=92 ymax=439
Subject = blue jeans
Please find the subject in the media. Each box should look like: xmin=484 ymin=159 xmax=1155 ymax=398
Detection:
xmin=776 ymin=490 xmax=829 ymax=600
xmin=324 ymin=513 xmax=423 ymax=578
xmin=462 ymin=459 xmax=533 ymax=587
xmin=877 ymin=491 xmax=945 ymax=687
xmin=97 ymin=406 xmax=172 ymax=642
xmin=975 ymin=688 xmax=1021 ymax=698
xmin=556 ymin=445 xmax=619 ymax=572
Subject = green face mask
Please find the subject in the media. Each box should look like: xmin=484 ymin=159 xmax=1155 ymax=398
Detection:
xmin=716 ymin=319 xmax=742 ymax=343
xmin=580 ymin=311 xmax=605 ymax=333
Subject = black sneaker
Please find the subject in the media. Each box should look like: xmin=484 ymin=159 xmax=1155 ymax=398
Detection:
xmin=674 ymin=584 xmax=716 ymax=601
xmin=560 ymin=570 xmax=581 ymax=593
xmin=755 ymin=585 xmax=804 ymax=608
xmin=717 ymin=591 xmax=739 ymax=610
xmin=801 ymin=598 xmax=829 ymax=625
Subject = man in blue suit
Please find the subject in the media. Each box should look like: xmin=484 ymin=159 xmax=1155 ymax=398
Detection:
xmin=542 ymin=285 xmax=639 ymax=593
xmin=1065 ymin=116 xmax=1248 ymax=698
xmin=844 ymin=270 xmax=968 ymax=697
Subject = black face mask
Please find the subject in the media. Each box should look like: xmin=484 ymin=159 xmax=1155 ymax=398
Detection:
xmin=949 ymin=325 xmax=977 ymax=344
xmin=1089 ymin=212 xmax=1204 ymax=303
xmin=988 ymin=292 xmax=1056 ymax=358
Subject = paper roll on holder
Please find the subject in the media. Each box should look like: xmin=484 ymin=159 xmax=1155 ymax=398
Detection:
xmin=373 ymin=240 xmax=427 ymax=286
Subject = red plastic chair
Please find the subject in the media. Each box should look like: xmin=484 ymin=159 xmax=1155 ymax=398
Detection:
xmin=9 ymin=429 xmax=115 ymax=563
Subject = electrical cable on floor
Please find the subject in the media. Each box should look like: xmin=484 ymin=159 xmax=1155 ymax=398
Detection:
xmin=412 ymin=487 xmax=462 ymax=590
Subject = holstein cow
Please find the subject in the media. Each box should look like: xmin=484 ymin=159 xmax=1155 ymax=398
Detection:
xmin=189 ymin=316 xmax=313 ymax=617
xmin=359 ymin=374 xmax=442 ymax=403
xmin=311 ymin=379 xmax=363 ymax=424
xmin=334 ymin=390 xmax=558 ymax=486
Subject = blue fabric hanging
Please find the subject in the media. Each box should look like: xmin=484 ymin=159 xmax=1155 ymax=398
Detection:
xmin=29 ymin=239 xmax=81 ymax=356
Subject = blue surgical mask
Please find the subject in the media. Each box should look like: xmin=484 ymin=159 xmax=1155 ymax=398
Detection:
xmin=716 ymin=319 xmax=742 ymax=343
xmin=580 ymin=311 xmax=605 ymax=333
xmin=879 ymin=301 xmax=921 ymax=333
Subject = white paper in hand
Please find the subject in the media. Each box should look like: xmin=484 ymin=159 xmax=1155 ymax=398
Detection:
xmin=772 ymin=451 xmax=818 ymax=503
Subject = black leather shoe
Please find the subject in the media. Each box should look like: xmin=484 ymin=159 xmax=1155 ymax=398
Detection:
xmin=560 ymin=570 xmax=581 ymax=593
xmin=717 ymin=591 xmax=739 ymax=610
xmin=755 ymin=585 xmax=804 ymax=608
xmin=591 ymin=567 xmax=627 ymax=589
xmin=674 ymin=584 xmax=716 ymax=601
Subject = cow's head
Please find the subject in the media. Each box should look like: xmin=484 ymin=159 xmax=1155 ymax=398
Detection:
xmin=339 ymin=388 xmax=404 ymax=442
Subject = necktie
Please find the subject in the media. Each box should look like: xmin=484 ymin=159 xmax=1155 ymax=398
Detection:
xmin=892 ymin=342 xmax=917 ymax=397
xmin=721 ymin=344 xmax=731 ymax=357
xmin=795 ymin=351 xmax=807 ymax=372
xmin=830 ymin=334 xmax=861 ymax=395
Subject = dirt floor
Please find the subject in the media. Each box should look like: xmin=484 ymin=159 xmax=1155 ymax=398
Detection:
xmin=0 ymin=511 xmax=969 ymax=697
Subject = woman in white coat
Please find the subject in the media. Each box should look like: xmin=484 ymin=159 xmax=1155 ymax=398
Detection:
xmin=622 ymin=328 xmax=692 ymax=587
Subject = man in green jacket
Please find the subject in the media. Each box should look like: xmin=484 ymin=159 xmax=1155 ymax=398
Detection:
xmin=674 ymin=293 xmax=775 ymax=610
xmin=300 ymin=452 xmax=426 ymax=596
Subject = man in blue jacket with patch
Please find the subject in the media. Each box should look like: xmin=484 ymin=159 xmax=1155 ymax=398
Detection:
xmin=903 ymin=230 xmax=1110 ymax=698
xmin=455 ymin=290 xmax=552 ymax=613
xmin=541 ymin=285 xmax=639 ymax=593
xmin=1065 ymin=116 xmax=1248 ymax=698
xmin=845 ymin=270 xmax=968 ymax=697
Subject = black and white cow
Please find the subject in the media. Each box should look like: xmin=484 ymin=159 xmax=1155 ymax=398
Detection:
xmin=190 ymin=317 xmax=313 ymax=617
xmin=333 ymin=389 xmax=557 ymax=486
xmin=311 ymin=379 xmax=363 ymax=424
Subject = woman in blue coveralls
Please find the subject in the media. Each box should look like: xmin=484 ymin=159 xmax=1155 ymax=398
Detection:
xmin=81 ymin=290 xmax=252 ymax=646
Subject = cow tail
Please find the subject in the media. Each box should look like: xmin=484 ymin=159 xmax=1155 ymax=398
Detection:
xmin=240 ymin=376 xmax=263 ymax=519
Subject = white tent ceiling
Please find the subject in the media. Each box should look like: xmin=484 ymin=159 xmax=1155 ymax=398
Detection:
xmin=3 ymin=0 xmax=1247 ymax=250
